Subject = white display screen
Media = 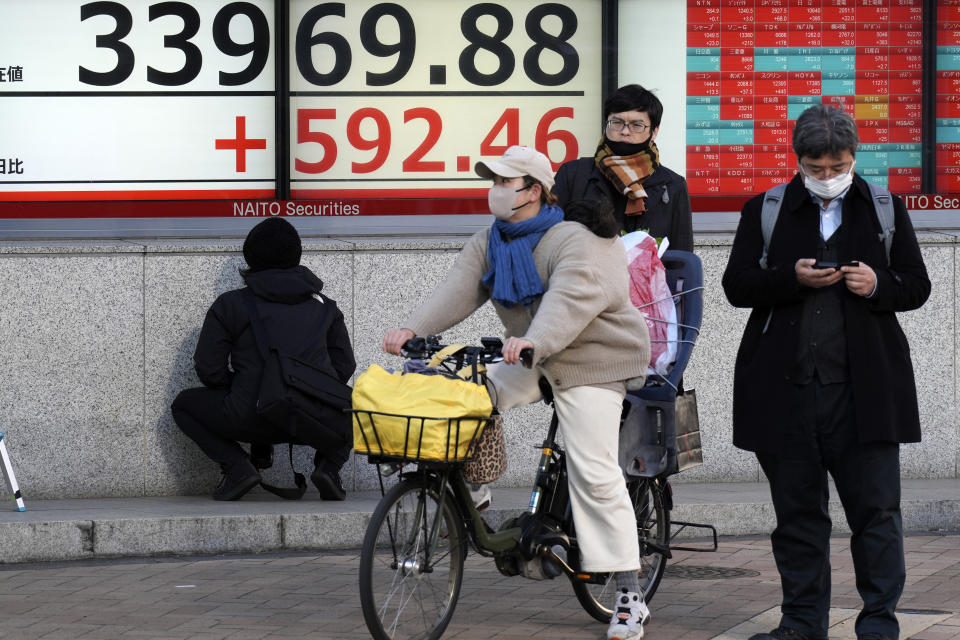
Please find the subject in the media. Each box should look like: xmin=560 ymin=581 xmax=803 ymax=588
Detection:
xmin=288 ymin=0 xmax=603 ymax=210
xmin=0 ymin=0 xmax=277 ymax=205
xmin=0 ymin=0 xmax=604 ymax=224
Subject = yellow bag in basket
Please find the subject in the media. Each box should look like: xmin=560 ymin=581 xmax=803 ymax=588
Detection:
xmin=352 ymin=364 xmax=493 ymax=461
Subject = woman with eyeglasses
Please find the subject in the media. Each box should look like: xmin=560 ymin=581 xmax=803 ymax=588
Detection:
xmin=553 ymin=84 xmax=694 ymax=252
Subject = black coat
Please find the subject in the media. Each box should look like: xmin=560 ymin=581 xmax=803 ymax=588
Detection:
xmin=722 ymin=173 xmax=930 ymax=452
xmin=553 ymin=157 xmax=694 ymax=252
xmin=193 ymin=265 xmax=356 ymax=421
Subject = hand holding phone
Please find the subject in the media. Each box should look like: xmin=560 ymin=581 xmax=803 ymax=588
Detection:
xmin=839 ymin=260 xmax=876 ymax=297
xmin=797 ymin=258 xmax=845 ymax=288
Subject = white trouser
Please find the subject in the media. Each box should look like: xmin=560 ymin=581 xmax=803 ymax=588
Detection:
xmin=486 ymin=363 xmax=641 ymax=572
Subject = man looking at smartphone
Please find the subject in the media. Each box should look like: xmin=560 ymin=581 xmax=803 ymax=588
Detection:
xmin=722 ymin=104 xmax=930 ymax=640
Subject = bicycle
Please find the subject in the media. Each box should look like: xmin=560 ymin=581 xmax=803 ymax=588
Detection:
xmin=354 ymin=335 xmax=670 ymax=640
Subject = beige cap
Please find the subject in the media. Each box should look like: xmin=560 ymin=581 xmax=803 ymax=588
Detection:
xmin=475 ymin=145 xmax=555 ymax=192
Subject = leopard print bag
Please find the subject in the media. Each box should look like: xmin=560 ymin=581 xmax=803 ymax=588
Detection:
xmin=464 ymin=414 xmax=507 ymax=484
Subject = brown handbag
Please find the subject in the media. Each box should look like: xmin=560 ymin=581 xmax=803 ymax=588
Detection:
xmin=675 ymin=389 xmax=703 ymax=472
xmin=464 ymin=414 xmax=507 ymax=484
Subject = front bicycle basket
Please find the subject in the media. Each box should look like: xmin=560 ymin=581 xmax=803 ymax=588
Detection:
xmin=353 ymin=410 xmax=492 ymax=463
xmin=351 ymin=363 xmax=494 ymax=463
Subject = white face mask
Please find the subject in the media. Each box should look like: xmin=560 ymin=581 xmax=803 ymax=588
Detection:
xmin=488 ymin=184 xmax=529 ymax=220
xmin=801 ymin=160 xmax=855 ymax=200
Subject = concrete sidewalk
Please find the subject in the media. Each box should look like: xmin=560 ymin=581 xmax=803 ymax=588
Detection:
xmin=2 ymin=479 xmax=959 ymax=565
xmin=0 ymin=535 xmax=958 ymax=639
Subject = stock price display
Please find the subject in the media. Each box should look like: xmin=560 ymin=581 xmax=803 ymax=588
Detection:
xmin=287 ymin=0 xmax=602 ymax=202
xmin=0 ymin=0 xmax=600 ymax=215
xmin=0 ymin=0 xmax=277 ymax=203
xmin=938 ymin=0 xmax=960 ymax=193
xmin=685 ymin=0 xmax=925 ymax=197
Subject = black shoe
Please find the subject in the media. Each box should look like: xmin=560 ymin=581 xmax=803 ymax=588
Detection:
xmin=858 ymin=634 xmax=894 ymax=640
xmin=213 ymin=458 xmax=261 ymax=501
xmin=311 ymin=467 xmax=346 ymax=501
xmin=249 ymin=443 xmax=274 ymax=470
xmin=749 ymin=628 xmax=821 ymax=640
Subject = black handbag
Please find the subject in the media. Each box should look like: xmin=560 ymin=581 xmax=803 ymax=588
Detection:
xmin=243 ymin=291 xmax=353 ymax=498
xmin=255 ymin=346 xmax=353 ymax=448
xmin=618 ymin=388 xmax=702 ymax=478
xmin=618 ymin=396 xmax=671 ymax=478
xmin=244 ymin=290 xmax=352 ymax=448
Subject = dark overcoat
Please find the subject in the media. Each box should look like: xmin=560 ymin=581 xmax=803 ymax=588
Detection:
xmin=553 ymin=157 xmax=694 ymax=252
xmin=722 ymin=173 xmax=930 ymax=453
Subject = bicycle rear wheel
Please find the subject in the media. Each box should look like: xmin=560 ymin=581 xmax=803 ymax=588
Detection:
xmin=572 ymin=476 xmax=670 ymax=622
xmin=630 ymin=477 xmax=670 ymax=600
xmin=359 ymin=476 xmax=466 ymax=640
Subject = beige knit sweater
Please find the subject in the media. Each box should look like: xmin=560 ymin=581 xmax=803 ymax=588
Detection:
xmin=405 ymin=221 xmax=650 ymax=390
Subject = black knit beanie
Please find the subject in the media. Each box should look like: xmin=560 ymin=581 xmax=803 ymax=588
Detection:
xmin=242 ymin=217 xmax=302 ymax=271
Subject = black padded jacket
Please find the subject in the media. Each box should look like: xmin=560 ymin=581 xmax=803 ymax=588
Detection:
xmin=192 ymin=265 xmax=356 ymax=420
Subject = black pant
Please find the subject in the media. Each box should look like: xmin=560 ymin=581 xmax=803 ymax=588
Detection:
xmin=171 ymin=387 xmax=350 ymax=473
xmin=756 ymin=378 xmax=904 ymax=639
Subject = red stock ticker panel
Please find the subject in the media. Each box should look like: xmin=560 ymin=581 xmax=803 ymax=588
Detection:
xmin=686 ymin=0 xmax=924 ymax=199
xmin=938 ymin=1 xmax=960 ymax=193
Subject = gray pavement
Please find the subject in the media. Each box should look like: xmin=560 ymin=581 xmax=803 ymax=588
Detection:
xmin=1 ymin=479 xmax=959 ymax=639
xmin=0 ymin=534 xmax=958 ymax=639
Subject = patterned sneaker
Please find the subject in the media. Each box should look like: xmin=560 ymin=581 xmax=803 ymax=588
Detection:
xmin=607 ymin=589 xmax=649 ymax=640
xmin=469 ymin=483 xmax=491 ymax=512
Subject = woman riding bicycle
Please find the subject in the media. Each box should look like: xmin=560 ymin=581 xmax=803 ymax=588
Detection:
xmin=383 ymin=145 xmax=653 ymax=640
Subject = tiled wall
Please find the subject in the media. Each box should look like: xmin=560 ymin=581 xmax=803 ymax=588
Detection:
xmin=0 ymin=234 xmax=954 ymax=499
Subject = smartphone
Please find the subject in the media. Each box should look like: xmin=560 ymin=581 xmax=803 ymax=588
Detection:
xmin=813 ymin=260 xmax=859 ymax=270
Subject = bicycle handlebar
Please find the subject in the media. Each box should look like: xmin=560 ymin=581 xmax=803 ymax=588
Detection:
xmin=519 ymin=348 xmax=534 ymax=369
xmin=401 ymin=335 xmax=534 ymax=369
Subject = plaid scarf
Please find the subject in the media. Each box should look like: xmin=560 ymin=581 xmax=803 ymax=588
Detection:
xmin=594 ymin=138 xmax=661 ymax=216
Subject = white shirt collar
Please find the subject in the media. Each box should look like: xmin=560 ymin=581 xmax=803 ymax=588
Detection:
xmin=810 ymin=190 xmax=848 ymax=240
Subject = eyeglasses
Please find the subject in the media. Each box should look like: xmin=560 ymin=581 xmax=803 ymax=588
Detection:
xmin=605 ymin=119 xmax=650 ymax=134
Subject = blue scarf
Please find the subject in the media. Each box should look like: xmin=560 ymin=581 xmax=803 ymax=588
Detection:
xmin=482 ymin=204 xmax=564 ymax=308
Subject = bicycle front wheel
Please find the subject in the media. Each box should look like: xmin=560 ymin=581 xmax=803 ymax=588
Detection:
xmin=359 ymin=476 xmax=466 ymax=640
xmin=572 ymin=476 xmax=670 ymax=622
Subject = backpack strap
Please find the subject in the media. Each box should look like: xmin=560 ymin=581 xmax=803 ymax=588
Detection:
xmin=242 ymin=290 xmax=307 ymax=500
xmin=868 ymin=182 xmax=895 ymax=266
xmin=759 ymin=183 xmax=788 ymax=269
xmin=258 ymin=444 xmax=308 ymax=500
xmin=758 ymin=181 xmax=895 ymax=270
xmin=242 ymin=289 xmax=270 ymax=360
